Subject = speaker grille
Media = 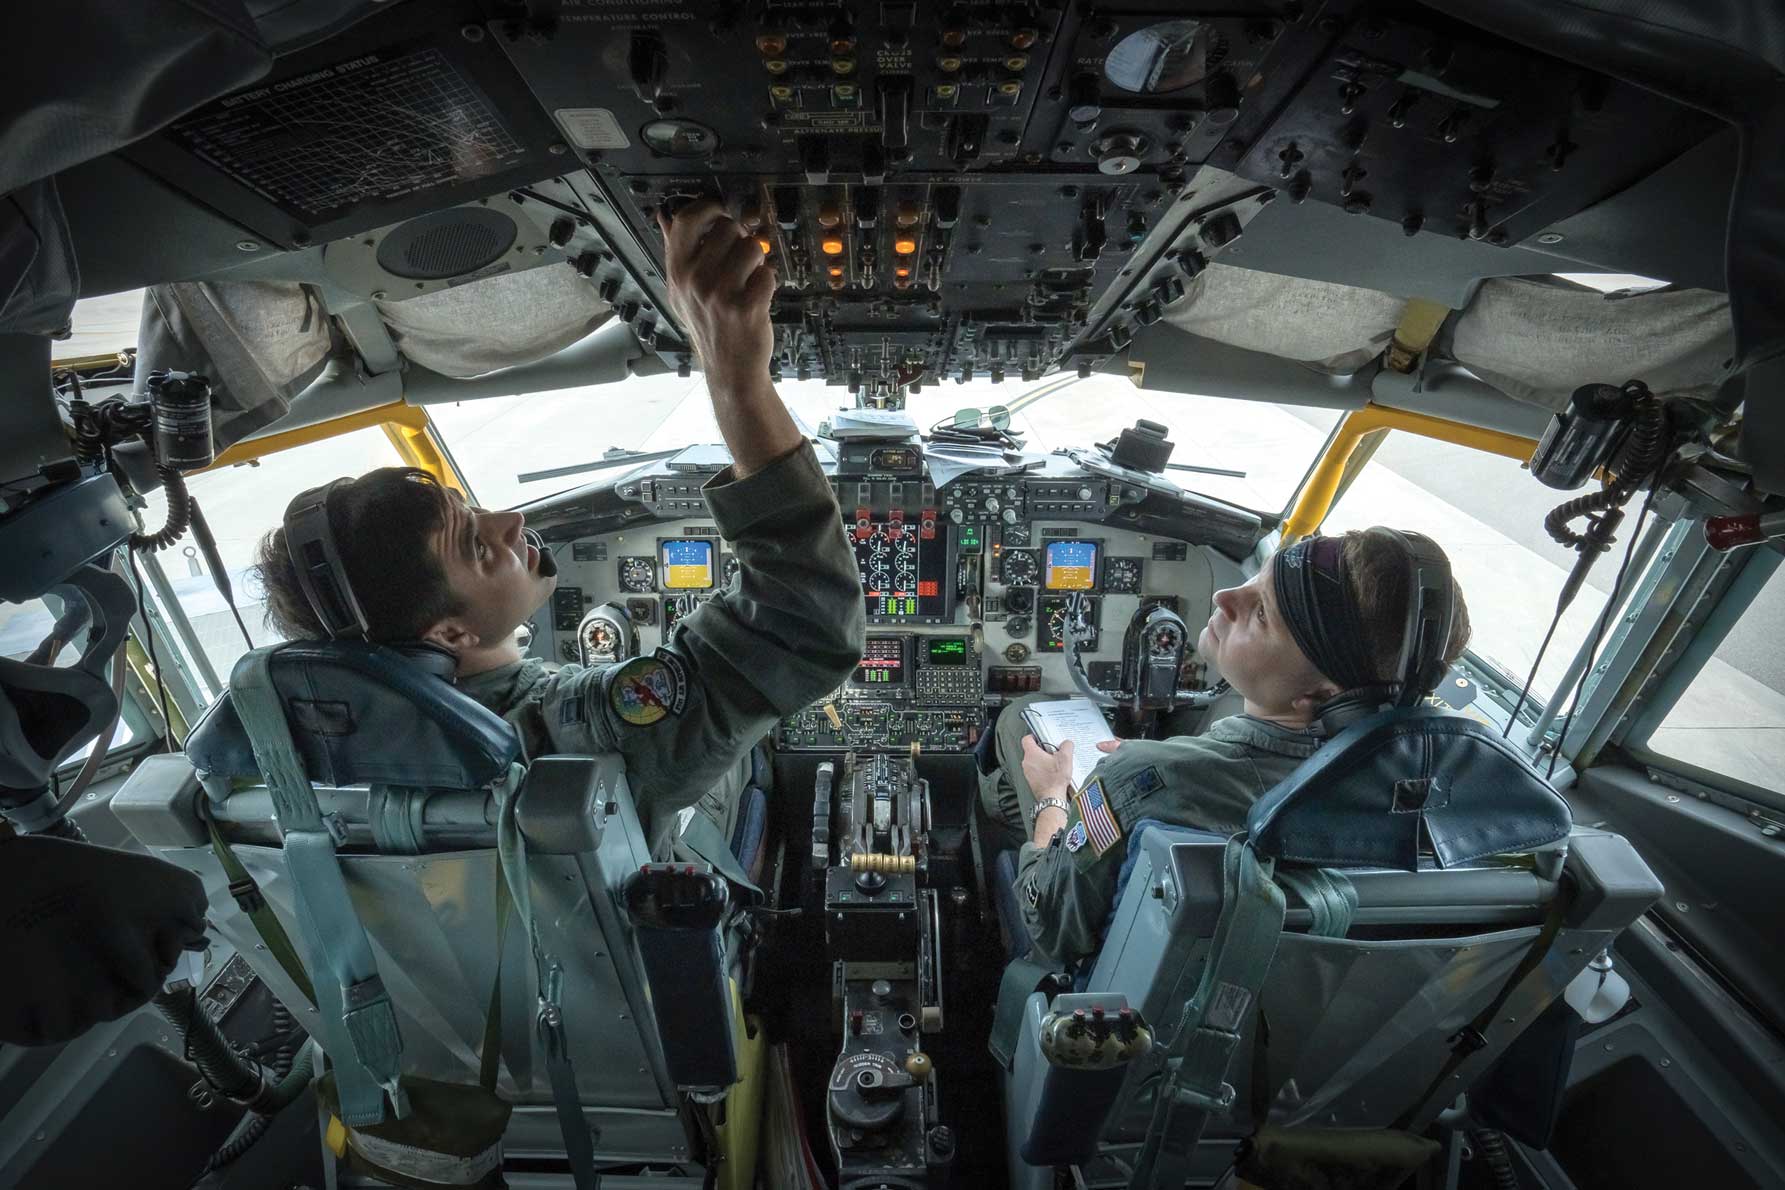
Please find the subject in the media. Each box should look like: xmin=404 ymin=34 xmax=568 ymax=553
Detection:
xmin=376 ymin=207 xmax=518 ymax=281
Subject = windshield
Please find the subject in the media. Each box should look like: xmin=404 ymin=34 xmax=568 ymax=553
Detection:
xmin=430 ymin=373 xmax=1341 ymax=514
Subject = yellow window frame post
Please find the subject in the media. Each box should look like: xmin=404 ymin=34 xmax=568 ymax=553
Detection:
xmin=196 ymin=402 xmax=468 ymax=496
xmin=1280 ymin=404 xmax=1541 ymax=544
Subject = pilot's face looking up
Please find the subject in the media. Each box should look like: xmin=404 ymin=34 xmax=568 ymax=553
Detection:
xmin=421 ymin=491 xmax=556 ymax=658
xmin=1200 ymin=556 xmax=1340 ymax=724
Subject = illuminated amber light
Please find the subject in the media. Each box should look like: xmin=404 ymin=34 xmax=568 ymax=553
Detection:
xmin=758 ymin=238 xmax=773 ymax=254
xmin=828 ymin=265 xmax=845 ymax=277
xmin=831 ymin=37 xmax=856 ymax=53
xmin=821 ymin=238 xmax=846 ymax=255
xmin=756 ymin=34 xmax=787 ymax=55
xmin=895 ymin=266 xmax=912 ymax=278
xmin=894 ymin=238 xmax=918 ymax=255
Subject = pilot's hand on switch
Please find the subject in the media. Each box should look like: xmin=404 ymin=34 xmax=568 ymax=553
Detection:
xmin=0 ymin=835 xmax=209 ymax=1046
xmin=1020 ymin=736 xmax=1075 ymax=801
xmin=658 ymin=199 xmax=777 ymax=395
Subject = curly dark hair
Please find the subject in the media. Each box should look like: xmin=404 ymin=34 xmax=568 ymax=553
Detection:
xmin=252 ymin=467 xmax=466 ymax=642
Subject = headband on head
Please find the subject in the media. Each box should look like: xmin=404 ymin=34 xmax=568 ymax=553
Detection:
xmin=1271 ymin=535 xmax=1380 ymax=692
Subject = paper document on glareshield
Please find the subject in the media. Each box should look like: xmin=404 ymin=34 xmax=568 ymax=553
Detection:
xmin=1020 ymin=698 xmax=1116 ymax=790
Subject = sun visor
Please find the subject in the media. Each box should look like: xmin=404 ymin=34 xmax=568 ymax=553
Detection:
xmin=376 ymin=262 xmax=612 ymax=380
xmin=1161 ymin=263 xmax=1405 ymax=375
xmin=0 ymin=179 xmax=79 ymax=337
xmin=1445 ymin=277 xmax=1732 ymax=412
xmin=132 ymin=281 xmax=333 ymax=452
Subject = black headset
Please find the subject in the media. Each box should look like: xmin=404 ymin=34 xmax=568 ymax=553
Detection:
xmin=1312 ymin=527 xmax=1456 ymax=733
xmin=285 ymin=485 xmax=557 ymax=642
xmin=284 ymin=484 xmax=370 ymax=641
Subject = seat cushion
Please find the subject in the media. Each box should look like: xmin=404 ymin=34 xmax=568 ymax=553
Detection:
xmin=187 ymin=641 xmax=521 ymax=790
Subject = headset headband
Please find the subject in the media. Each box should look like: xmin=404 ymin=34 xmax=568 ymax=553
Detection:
xmin=1379 ymin=528 xmax=1456 ymax=706
xmin=284 ymin=482 xmax=370 ymax=641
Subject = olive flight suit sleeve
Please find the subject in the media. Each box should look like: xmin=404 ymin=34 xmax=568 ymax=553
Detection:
xmin=1010 ymin=735 xmax=1270 ymax=967
xmin=535 ymin=442 xmax=865 ymax=827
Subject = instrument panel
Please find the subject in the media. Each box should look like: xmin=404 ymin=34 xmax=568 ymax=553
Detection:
xmin=528 ymin=438 xmax=1239 ymax=752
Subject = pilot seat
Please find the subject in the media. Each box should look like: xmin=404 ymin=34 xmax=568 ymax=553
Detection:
xmin=113 ymin=639 xmax=769 ymax=1190
xmin=991 ymin=705 xmax=1663 ymax=1190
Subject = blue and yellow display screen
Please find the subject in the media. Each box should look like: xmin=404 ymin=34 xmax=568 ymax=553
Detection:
xmin=1044 ymin=540 xmax=1098 ymax=591
xmin=659 ymin=539 xmax=715 ymax=590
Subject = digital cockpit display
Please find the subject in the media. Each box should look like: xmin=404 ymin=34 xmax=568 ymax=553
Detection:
xmin=659 ymin=539 xmax=715 ymax=589
xmin=852 ymin=636 xmax=907 ymax=686
xmin=1044 ymin=540 xmax=1099 ymax=591
xmin=854 ymin=522 xmax=950 ymax=622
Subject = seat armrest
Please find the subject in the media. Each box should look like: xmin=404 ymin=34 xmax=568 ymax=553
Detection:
xmin=113 ymin=754 xmax=208 ymax=849
xmin=1562 ymin=829 xmax=1664 ymax=932
xmin=516 ymin=755 xmax=623 ymax=855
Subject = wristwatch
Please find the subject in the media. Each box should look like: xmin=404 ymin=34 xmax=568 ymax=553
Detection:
xmin=1031 ymin=797 xmax=1072 ymax=827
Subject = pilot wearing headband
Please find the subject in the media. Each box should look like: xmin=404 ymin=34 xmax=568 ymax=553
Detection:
xmin=995 ymin=527 xmax=1472 ymax=968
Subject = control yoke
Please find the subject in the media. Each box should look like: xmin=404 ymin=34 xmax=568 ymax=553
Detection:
xmin=1062 ymin=595 xmax=1222 ymax=714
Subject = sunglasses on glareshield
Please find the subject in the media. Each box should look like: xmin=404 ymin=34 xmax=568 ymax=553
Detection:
xmin=951 ymin=405 xmax=1012 ymax=431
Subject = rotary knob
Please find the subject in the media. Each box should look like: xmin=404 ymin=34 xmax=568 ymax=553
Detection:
xmin=984 ymin=497 xmax=1001 ymax=514
xmin=1002 ymin=508 xmax=1019 ymax=524
xmin=1078 ymin=487 xmax=1093 ymax=501
xmin=950 ymin=507 xmax=965 ymax=524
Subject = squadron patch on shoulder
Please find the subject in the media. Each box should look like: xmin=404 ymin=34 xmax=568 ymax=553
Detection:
xmin=1063 ymin=822 xmax=1088 ymax=853
xmin=609 ymin=653 xmax=688 ymax=726
xmin=1072 ymin=776 xmax=1124 ymax=857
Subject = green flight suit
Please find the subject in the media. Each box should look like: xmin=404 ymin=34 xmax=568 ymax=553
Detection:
xmin=986 ymin=694 xmax=1320 ymax=966
xmin=459 ymin=442 xmax=865 ymax=859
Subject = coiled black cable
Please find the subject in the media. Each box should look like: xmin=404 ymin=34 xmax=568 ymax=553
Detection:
xmin=131 ymin=465 xmax=192 ymax=552
xmin=195 ymin=1001 xmax=302 ymax=1178
xmin=1470 ymin=1128 xmax=1521 ymax=1190
xmin=1543 ymin=380 xmax=1665 ymax=550
xmin=61 ymin=393 xmax=194 ymax=552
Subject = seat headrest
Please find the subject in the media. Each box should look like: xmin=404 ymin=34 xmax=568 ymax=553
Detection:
xmin=187 ymin=640 xmax=521 ymax=790
xmin=1246 ymin=707 xmax=1571 ymax=872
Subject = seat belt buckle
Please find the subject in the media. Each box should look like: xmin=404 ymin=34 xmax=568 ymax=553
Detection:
xmin=226 ymin=875 xmax=265 ymax=913
xmin=342 ymin=975 xmax=410 ymax=1119
xmin=1172 ymin=1080 xmax=1237 ymax=1114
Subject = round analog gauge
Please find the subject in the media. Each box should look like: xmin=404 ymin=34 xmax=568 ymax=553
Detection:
xmin=641 ymin=119 xmax=721 ymax=158
xmin=618 ymin=557 xmax=656 ymax=593
xmin=1104 ymin=557 xmax=1143 ymax=593
xmin=1000 ymin=549 xmax=1039 ymax=587
xmin=583 ymin=618 xmax=624 ymax=664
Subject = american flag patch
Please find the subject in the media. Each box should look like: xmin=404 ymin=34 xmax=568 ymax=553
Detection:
xmin=1073 ymin=777 xmax=1123 ymax=856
